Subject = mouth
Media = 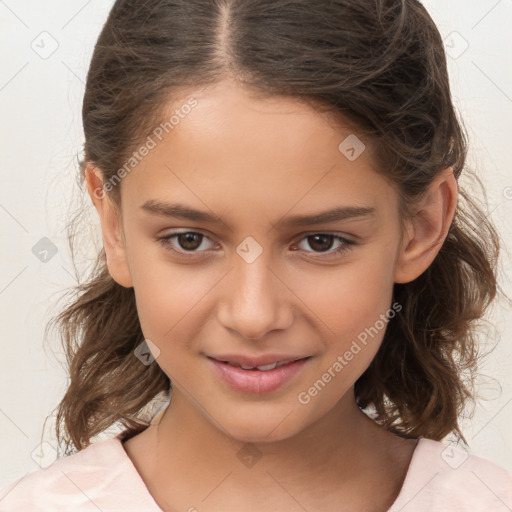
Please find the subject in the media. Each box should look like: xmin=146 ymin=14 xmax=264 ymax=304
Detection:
xmin=209 ymin=357 xmax=308 ymax=371
xmin=206 ymin=355 xmax=312 ymax=394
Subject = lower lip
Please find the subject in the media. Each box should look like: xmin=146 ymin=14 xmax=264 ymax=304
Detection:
xmin=207 ymin=357 xmax=310 ymax=394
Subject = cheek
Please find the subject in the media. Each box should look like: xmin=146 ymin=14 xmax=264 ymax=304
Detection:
xmin=291 ymin=251 xmax=397 ymax=398
xmin=294 ymin=265 xmax=396 ymax=415
xmin=130 ymin=268 xmax=212 ymax=383
xmin=127 ymin=244 xmax=211 ymax=346
xmin=295 ymin=256 xmax=395 ymax=340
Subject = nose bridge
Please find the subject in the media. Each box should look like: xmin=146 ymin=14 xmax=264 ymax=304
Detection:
xmin=217 ymin=246 xmax=292 ymax=340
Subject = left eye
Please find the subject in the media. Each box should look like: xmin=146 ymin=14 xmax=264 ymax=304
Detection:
xmin=157 ymin=231 xmax=354 ymax=258
xmin=294 ymin=234 xmax=353 ymax=256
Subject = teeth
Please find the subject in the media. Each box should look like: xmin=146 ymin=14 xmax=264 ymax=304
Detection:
xmin=256 ymin=362 xmax=278 ymax=371
xmin=225 ymin=359 xmax=301 ymax=370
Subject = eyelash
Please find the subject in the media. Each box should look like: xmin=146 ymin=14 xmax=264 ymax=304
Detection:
xmin=156 ymin=230 xmax=356 ymax=260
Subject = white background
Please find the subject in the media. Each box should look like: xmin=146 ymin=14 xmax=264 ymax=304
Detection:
xmin=0 ymin=0 xmax=511 ymax=488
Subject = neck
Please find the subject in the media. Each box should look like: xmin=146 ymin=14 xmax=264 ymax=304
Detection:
xmin=139 ymin=388 xmax=413 ymax=510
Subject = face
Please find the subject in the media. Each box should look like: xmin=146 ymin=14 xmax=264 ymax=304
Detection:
xmin=89 ymin=79 xmax=451 ymax=443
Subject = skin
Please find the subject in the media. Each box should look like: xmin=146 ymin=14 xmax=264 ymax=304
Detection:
xmin=85 ymin=79 xmax=458 ymax=511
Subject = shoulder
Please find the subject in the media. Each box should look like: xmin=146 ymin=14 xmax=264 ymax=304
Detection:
xmin=389 ymin=438 xmax=512 ymax=512
xmin=0 ymin=432 xmax=161 ymax=512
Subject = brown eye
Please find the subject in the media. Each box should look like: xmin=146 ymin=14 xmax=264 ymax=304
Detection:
xmin=306 ymin=234 xmax=335 ymax=252
xmin=157 ymin=231 xmax=216 ymax=256
xmin=295 ymin=233 xmax=355 ymax=259
xmin=176 ymin=232 xmax=203 ymax=251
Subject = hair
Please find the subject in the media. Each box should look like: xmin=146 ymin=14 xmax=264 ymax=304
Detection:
xmin=47 ymin=0 xmax=505 ymax=455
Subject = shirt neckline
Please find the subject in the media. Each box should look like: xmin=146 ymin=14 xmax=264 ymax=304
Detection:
xmin=386 ymin=436 xmax=425 ymax=511
xmin=113 ymin=431 xmax=165 ymax=511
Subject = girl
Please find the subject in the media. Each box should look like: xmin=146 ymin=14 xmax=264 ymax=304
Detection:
xmin=1 ymin=0 xmax=510 ymax=510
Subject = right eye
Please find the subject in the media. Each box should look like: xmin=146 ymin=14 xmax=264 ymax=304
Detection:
xmin=157 ymin=230 xmax=218 ymax=257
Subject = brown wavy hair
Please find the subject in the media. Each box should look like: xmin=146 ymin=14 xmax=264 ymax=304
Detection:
xmin=47 ymin=0 xmax=505 ymax=455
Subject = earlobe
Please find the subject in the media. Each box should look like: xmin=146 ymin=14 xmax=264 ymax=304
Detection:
xmin=84 ymin=164 xmax=134 ymax=288
xmin=394 ymin=167 xmax=458 ymax=284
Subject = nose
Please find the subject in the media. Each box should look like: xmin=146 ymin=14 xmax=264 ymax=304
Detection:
xmin=216 ymin=253 xmax=294 ymax=341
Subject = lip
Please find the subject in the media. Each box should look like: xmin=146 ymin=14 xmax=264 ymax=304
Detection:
xmin=207 ymin=356 xmax=311 ymax=394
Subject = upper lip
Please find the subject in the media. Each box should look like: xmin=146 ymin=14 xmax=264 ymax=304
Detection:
xmin=207 ymin=354 xmax=310 ymax=367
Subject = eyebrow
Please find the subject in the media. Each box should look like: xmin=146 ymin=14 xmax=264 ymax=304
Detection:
xmin=141 ymin=200 xmax=376 ymax=229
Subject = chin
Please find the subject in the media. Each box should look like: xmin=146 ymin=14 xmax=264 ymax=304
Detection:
xmin=212 ymin=408 xmax=308 ymax=444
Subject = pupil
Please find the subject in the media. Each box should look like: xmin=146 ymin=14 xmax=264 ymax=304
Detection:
xmin=179 ymin=233 xmax=201 ymax=250
xmin=309 ymin=234 xmax=333 ymax=252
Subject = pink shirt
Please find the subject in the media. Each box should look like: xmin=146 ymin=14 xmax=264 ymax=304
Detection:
xmin=1 ymin=432 xmax=511 ymax=511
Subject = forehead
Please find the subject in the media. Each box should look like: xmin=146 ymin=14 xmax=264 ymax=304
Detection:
xmin=119 ymin=80 xmax=397 ymax=223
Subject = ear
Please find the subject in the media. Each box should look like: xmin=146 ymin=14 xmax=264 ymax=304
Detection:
xmin=84 ymin=164 xmax=133 ymax=288
xmin=394 ymin=167 xmax=458 ymax=284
